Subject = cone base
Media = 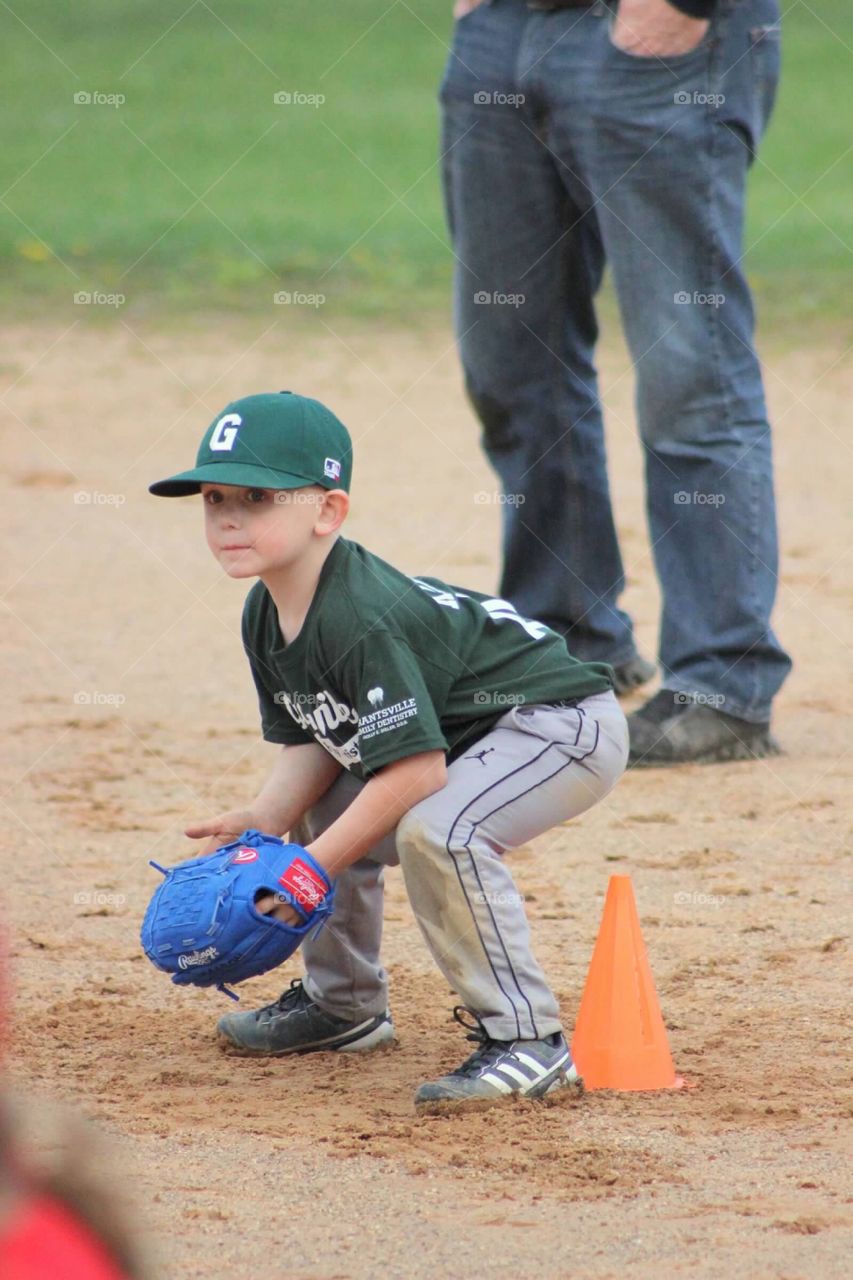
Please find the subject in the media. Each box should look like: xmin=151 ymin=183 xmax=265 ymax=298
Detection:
xmin=582 ymin=1074 xmax=687 ymax=1093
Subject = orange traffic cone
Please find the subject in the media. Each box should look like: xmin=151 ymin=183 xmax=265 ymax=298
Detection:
xmin=571 ymin=874 xmax=684 ymax=1091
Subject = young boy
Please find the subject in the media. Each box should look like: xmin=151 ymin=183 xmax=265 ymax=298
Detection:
xmin=149 ymin=391 xmax=629 ymax=1108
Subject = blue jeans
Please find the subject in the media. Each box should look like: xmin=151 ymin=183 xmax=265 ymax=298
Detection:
xmin=440 ymin=0 xmax=791 ymax=722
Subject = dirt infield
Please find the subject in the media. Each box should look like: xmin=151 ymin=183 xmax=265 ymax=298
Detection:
xmin=3 ymin=316 xmax=851 ymax=1278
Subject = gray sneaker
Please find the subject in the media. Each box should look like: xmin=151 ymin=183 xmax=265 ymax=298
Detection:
xmin=217 ymin=978 xmax=394 ymax=1057
xmin=628 ymin=689 xmax=780 ymax=767
xmin=415 ymin=1008 xmax=582 ymax=1111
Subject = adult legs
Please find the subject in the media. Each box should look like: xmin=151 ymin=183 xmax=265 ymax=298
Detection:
xmin=560 ymin=1 xmax=791 ymax=720
xmin=440 ymin=3 xmax=638 ymax=664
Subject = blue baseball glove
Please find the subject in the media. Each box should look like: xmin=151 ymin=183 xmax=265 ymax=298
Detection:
xmin=140 ymin=829 xmax=335 ymax=999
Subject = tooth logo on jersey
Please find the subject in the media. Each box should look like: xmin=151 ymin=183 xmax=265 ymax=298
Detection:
xmin=324 ymin=456 xmax=341 ymax=481
xmin=367 ymin=686 xmax=384 ymax=708
xmin=209 ymin=413 xmax=241 ymax=451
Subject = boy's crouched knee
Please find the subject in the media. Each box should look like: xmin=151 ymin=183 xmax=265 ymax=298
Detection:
xmin=395 ymin=809 xmax=447 ymax=866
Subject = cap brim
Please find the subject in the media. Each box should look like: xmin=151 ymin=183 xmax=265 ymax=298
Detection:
xmin=149 ymin=462 xmax=325 ymax=497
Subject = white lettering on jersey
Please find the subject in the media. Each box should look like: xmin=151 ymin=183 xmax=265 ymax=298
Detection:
xmin=209 ymin=413 xmax=242 ymax=451
xmin=280 ymin=688 xmax=362 ymax=768
xmin=480 ymin=598 xmax=550 ymax=640
xmin=315 ymin=732 xmax=361 ymax=769
xmin=411 ymin=578 xmax=463 ymax=610
xmin=412 ymin=578 xmax=550 ymax=640
xmin=360 ymin=697 xmax=418 ymax=742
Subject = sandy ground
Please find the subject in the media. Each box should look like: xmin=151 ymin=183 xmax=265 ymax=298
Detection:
xmin=2 ymin=313 xmax=851 ymax=1279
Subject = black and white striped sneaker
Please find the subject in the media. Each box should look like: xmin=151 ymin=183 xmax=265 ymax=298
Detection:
xmin=414 ymin=1007 xmax=582 ymax=1111
xmin=217 ymin=978 xmax=394 ymax=1057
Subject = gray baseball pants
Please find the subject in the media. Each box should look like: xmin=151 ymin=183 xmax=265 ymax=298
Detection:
xmin=299 ymin=689 xmax=628 ymax=1041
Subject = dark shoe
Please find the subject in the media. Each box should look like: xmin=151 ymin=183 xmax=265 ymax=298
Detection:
xmin=628 ymin=689 xmax=780 ymax=767
xmin=217 ymin=978 xmax=394 ymax=1057
xmin=611 ymin=653 xmax=657 ymax=697
xmin=414 ymin=1008 xmax=582 ymax=1112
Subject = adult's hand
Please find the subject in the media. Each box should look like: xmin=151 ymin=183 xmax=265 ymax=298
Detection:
xmin=611 ymin=0 xmax=709 ymax=57
xmin=453 ymin=0 xmax=487 ymax=17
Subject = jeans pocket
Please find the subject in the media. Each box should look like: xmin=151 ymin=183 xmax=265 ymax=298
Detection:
xmin=747 ymin=22 xmax=782 ymax=145
xmin=714 ymin=18 xmax=781 ymax=157
xmin=605 ymin=13 xmax=714 ymax=68
xmin=440 ymin=0 xmax=503 ymax=103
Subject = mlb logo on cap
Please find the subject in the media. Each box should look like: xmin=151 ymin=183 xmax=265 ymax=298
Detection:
xmin=324 ymin=457 xmax=342 ymax=481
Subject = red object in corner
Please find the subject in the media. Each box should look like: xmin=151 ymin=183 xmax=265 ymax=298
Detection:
xmin=0 ymin=1193 xmax=130 ymax=1280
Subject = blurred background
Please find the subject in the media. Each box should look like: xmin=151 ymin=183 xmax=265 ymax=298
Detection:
xmin=1 ymin=0 xmax=851 ymax=329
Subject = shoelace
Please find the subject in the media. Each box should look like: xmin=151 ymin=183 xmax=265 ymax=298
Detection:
xmin=450 ymin=1005 xmax=510 ymax=1077
xmin=256 ymin=977 xmax=308 ymax=1019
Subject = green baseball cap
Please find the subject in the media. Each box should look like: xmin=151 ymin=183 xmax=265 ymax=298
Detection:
xmin=149 ymin=392 xmax=352 ymax=496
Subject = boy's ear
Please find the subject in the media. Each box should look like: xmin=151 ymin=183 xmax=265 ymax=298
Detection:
xmin=315 ymin=488 xmax=349 ymax=535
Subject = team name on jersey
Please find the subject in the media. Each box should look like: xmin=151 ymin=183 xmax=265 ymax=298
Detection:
xmin=280 ymin=688 xmax=362 ymax=768
xmin=281 ymin=688 xmax=358 ymax=737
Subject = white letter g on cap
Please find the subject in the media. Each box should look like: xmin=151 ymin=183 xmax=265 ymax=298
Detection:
xmin=209 ymin=413 xmax=241 ymax=451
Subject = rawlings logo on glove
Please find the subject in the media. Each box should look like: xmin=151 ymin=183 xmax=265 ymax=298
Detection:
xmin=279 ymin=857 xmax=328 ymax=910
xmin=140 ymin=830 xmax=335 ymax=999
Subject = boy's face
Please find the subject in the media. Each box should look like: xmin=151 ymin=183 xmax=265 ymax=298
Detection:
xmin=201 ymin=483 xmax=341 ymax=578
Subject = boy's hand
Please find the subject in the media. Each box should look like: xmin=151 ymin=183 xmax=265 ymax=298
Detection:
xmin=255 ymin=890 xmax=302 ymax=927
xmin=185 ymin=809 xmax=262 ymax=856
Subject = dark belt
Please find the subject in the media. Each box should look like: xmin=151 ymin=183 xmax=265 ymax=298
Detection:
xmin=527 ymin=1 xmax=600 ymax=10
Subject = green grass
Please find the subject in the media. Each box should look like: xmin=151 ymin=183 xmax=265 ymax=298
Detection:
xmin=0 ymin=0 xmax=850 ymax=330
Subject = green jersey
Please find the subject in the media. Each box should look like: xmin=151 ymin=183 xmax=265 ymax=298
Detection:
xmin=241 ymin=538 xmax=613 ymax=780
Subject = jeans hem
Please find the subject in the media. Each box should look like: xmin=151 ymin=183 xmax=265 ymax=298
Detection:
xmin=558 ymin=640 xmax=640 ymax=668
xmin=661 ymin=678 xmax=772 ymax=725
